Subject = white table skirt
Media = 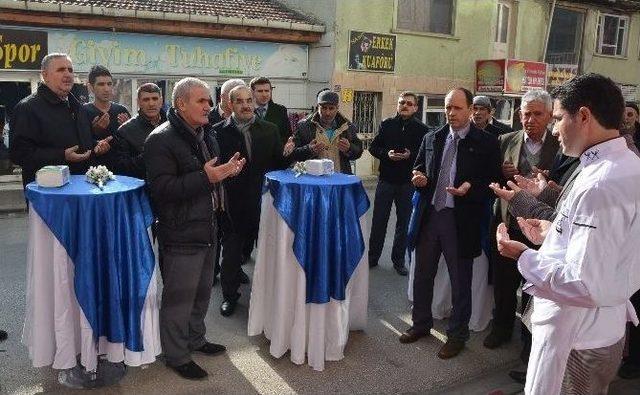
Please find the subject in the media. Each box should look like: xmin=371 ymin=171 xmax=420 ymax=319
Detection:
xmin=248 ymin=193 xmax=368 ymax=371
xmin=22 ymin=209 xmax=162 ymax=371
xmin=408 ymin=251 xmax=494 ymax=332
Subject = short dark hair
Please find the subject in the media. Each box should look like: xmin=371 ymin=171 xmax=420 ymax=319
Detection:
xmin=399 ymin=91 xmax=418 ymax=103
xmin=250 ymin=76 xmax=272 ymax=90
xmin=551 ymin=73 xmax=623 ymax=130
xmin=450 ymin=87 xmax=473 ymax=107
xmin=137 ymin=83 xmax=161 ymax=98
xmin=88 ymin=65 xmax=112 ymax=85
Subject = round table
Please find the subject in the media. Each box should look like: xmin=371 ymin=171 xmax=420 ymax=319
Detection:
xmin=248 ymin=170 xmax=370 ymax=371
xmin=23 ymin=175 xmax=161 ymax=372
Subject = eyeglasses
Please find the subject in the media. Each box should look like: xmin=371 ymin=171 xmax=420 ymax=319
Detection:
xmin=398 ymin=100 xmax=415 ymax=107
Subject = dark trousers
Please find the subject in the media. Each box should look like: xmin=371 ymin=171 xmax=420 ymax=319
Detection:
xmin=159 ymin=244 xmax=215 ymax=367
xmin=368 ymin=180 xmax=413 ymax=267
xmin=220 ymin=226 xmax=245 ymax=301
xmin=627 ymin=289 xmax=640 ymax=364
xmin=491 ymin=227 xmax=532 ymax=361
xmin=412 ymin=207 xmax=473 ymax=341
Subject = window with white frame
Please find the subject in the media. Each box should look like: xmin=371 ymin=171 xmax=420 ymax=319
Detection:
xmin=596 ymin=13 xmax=629 ymax=56
xmin=495 ymin=3 xmax=510 ymax=43
xmin=396 ymin=0 xmax=455 ymax=35
xmin=416 ymin=95 xmax=446 ymax=130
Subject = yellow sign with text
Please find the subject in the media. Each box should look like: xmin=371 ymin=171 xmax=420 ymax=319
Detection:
xmin=342 ymin=88 xmax=354 ymax=103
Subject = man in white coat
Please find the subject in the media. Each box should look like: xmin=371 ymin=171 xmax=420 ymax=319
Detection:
xmin=496 ymin=73 xmax=640 ymax=394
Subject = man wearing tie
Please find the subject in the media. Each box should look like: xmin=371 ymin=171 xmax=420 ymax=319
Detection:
xmin=250 ymin=76 xmax=293 ymax=144
xmin=400 ymin=88 xmax=500 ymax=359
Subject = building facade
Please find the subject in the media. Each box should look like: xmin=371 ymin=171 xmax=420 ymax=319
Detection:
xmin=287 ymin=0 xmax=640 ymax=175
xmin=0 ymin=0 xmax=325 ymax=123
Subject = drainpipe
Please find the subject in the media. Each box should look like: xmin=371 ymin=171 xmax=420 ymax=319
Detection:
xmin=542 ymin=0 xmax=557 ymax=62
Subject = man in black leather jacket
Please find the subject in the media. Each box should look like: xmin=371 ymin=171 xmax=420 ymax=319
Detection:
xmin=144 ymin=77 xmax=245 ymax=380
xmin=10 ymin=53 xmax=112 ymax=188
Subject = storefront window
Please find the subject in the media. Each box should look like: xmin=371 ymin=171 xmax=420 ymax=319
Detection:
xmin=112 ymin=78 xmax=133 ymax=112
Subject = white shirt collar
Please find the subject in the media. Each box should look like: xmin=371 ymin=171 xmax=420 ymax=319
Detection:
xmin=449 ymin=122 xmax=471 ymax=139
xmin=523 ymin=130 xmax=547 ymax=145
xmin=580 ymin=136 xmax=628 ymax=166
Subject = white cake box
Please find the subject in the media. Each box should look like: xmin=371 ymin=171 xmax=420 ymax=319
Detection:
xmin=36 ymin=165 xmax=70 ymax=187
xmin=304 ymin=159 xmax=334 ymax=176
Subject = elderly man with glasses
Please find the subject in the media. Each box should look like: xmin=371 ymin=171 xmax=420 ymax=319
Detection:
xmin=368 ymin=92 xmax=428 ymax=275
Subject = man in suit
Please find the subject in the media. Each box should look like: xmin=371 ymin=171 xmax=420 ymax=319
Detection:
xmin=209 ymin=78 xmax=246 ymax=126
xmin=250 ymin=76 xmax=293 ymax=144
xmin=208 ymin=78 xmax=249 ymax=285
xmin=291 ymin=90 xmax=363 ymax=174
xmin=214 ymin=85 xmax=290 ymax=317
xmin=484 ymin=90 xmax=559 ymax=358
xmin=244 ymin=76 xmax=294 ymax=261
xmin=471 ymin=95 xmax=506 ymax=138
xmin=399 ymin=88 xmax=500 ymax=359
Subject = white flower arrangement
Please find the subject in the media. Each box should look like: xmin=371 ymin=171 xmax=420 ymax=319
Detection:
xmin=86 ymin=165 xmax=116 ymax=190
xmin=292 ymin=161 xmax=307 ymax=177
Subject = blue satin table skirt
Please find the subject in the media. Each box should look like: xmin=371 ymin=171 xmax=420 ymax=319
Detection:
xmin=25 ymin=175 xmax=155 ymax=352
xmin=264 ymin=170 xmax=370 ymax=304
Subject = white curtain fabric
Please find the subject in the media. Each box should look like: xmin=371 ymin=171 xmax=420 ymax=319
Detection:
xmin=22 ymin=209 xmax=162 ymax=371
xmin=408 ymin=251 xmax=494 ymax=332
xmin=248 ymin=193 xmax=368 ymax=371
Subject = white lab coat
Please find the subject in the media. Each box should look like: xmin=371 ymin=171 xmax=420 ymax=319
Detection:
xmin=517 ymin=137 xmax=640 ymax=395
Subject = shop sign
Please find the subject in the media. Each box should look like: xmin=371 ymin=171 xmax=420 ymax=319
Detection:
xmin=0 ymin=28 xmax=47 ymax=70
xmin=48 ymin=30 xmax=308 ymax=78
xmin=476 ymin=59 xmax=505 ymax=93
xmin=476 ymin=59 xmax=547 ymax=94
xmin=547 ymin=63 xmax=578 ymax=88
xmin=348 ymin=31 xmax=396 ymax=73
xmin=504 ymin=59 xmax=546 ymax=94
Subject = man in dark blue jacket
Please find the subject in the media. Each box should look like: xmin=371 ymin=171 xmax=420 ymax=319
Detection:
xmin=368 ymin=92 xmax=427 ymax=275
xmin=399 ymin=88 xmax=500 ymax=360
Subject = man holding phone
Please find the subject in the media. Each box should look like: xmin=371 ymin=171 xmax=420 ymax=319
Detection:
xmin=368 ymin=92 xmax=428 ymax=275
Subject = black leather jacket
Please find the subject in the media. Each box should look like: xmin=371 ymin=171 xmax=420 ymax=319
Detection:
xmin=10 ymin=83 xmax=95 ymax=188
xmin=144 ymin=108 xmax=219 ymax=247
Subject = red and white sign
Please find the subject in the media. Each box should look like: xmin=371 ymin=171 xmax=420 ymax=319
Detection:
xmin=476 ymin=59 xmax=547 ymax=94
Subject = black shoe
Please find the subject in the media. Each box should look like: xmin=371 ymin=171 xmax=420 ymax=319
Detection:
xmin=399 ymin=328 xmax=429 ymax=344
xmin=394 ymin=265 xmax=408 ymax=276
xmin=369 ymin=260 xmax=378 ymax=268
xmin=238 ymin=269 xmax=250 ymax=285
xmin=508 ymin=369 xmax=527 ymax=384
xmin=619 ymin=361 xmax=640 ymax=379
xmin=220 ymin=299 xmax=237 ymax=317
xmin=194 ymin=342 xmax=226 ymax=356
xmin=0 ymin=330 xmax=7 ymax=342
xmin=171 ymin=361 xmax=208 ymax=380
xmin=483 ymin=329 xmax=511 ymax=349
